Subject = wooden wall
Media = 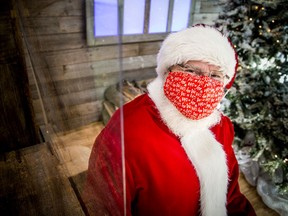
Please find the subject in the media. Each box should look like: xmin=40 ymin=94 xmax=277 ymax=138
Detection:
xmin=17 ymin=0 xmax=225 ymax=132
xmin=0 ymin=0 xmax=39 ymax=153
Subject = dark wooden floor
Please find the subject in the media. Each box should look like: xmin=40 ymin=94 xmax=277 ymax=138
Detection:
xmin=0 ymin=143 xmax=85 ymax=216
xmin=0 ymin=122 xmax=280 ymax=216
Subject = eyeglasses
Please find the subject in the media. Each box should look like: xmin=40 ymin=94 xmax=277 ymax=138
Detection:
xmin=169 ymin=63 xmax=230 ymax=82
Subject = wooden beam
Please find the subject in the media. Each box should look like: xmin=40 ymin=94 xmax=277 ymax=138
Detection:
xmin=144 ymin=0 xmax=151 ymax=34
xmin=166 ymin=0 xmax=174 ymax=32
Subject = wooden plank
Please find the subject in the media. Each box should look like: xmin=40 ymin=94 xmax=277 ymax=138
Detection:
xmin=53 ymin=77 xmax=101 ymax=96
xmin=53 ymin=121 xmax=103 ymax=148
xmin=43 ymin=41 xmax=160 ymax=67
xmin=28 ymin=65 xmax=155 ymax=101
xmin=24 ymin=16 xmax=83 ymax=35
xmin=43 ymin=44 xmax=139 ymax=67
xmin=70 ymin=171 xmax=100 ymax=216
xmin=33 ymin=96 xmax=93 ymax=129
xmin=40 ymin=76 xmax=103 ymax=97
xmin=32 ymin=97 xmax=102 ymax=131
xmin=47 ymin=55 xmax=157 ymax=81
xmin=53 ymin=66 xmax=155 ymax=96
xmin=30 ymin=89 xmax=96 ymax=119
xmin=26 ymin=33 xmax=160 ymax=53
xmin=69 ymin=171 xmax=87 ymax=199
xmin=22 ymin=0 xmax=83 ymax=17
xmin=39 ymin=124 xmax=55 ymax=144
xmin=49 ymin=122 xmax=103 ymax=175
xmin=194 ymin=0 xmax=202 ymax=13
xmin=34 ymin=112 xmax=46 ymax=126
xmin=0 ymin=9 xmax=39 ymax=152
xmin=32 ymin=87 xmax=102 ymax=108
xmin=0 ymin=143 xmax=85 ymax=215
xmin=60 ymin=112 xmax=102 ymax=130
xmin=26 ymin=33 xmax=84 ymax=52
xmin=40 ymin=96 xmax=102 ymax=122
xmin=32 ymin=93 xmax=103 ymax=123
xmin=138 ymin=41 xmax=162 ymax=55
xmin=30 ymin=67 xmax=155 ymax=109
xmin=91 ymin=33 xmax=166 ymax=47
xmin=68 ymin=101 xmax=102 ymax=119
xmin=35 ymin=102 xmax=102 ymax=130
xmin=68 ymin=171 xmax=91 ymax=215
xmin=27 ymin=52 xmax=156 ymax=92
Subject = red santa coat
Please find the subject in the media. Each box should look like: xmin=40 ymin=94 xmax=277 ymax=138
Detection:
xmin=85 ymin=78 xmax=256 ymax=216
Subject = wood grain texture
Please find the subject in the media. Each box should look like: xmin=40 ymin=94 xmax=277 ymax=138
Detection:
xmin=0 ymin=143 xmax=85 ymax=216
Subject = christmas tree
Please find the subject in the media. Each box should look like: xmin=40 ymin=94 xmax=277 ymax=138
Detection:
xmin=216 ymin=0 xmax=288 ymax=195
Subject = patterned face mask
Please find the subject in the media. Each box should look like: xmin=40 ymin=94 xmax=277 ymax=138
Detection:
xmin=164 ymin=71 xmax=224 ymax=120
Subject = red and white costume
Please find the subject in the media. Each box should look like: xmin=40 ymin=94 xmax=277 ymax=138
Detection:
xmin=85 ymin=26 xmax=256 ymax=216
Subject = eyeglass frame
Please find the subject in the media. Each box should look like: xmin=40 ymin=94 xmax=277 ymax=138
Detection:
xmin=168 ymin=63 xmax=230 ymax=83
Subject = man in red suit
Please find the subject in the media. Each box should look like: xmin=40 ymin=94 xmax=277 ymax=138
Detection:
xmin=84 ymin=25 xmax=256 ymax=216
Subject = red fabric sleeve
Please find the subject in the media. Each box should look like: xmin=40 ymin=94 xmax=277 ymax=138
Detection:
xmin=220 ymin=116 xmax=256 ymax=216
xmin=83 ymin=110 xmax=125 ymax=216
xmin=226 ymin=158 xmax=256 ymax=216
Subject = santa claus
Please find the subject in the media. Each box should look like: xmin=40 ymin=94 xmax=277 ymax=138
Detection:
xmin=84 ymin=25 xmax=256 ymax=216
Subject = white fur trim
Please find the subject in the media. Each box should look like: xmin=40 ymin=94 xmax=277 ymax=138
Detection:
xmin=181 ymin=131 xmax=228 ymax=216
xmin=156 ymin=25 xmax=237 ymax=87
xmin=148 ymin=77 xmax=228 ymax=216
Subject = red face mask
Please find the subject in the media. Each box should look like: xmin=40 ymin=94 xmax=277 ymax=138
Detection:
xmin=164 ymin=71 xmax=224 ymax=120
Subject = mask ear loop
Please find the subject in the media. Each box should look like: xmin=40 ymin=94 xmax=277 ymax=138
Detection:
xmin=217 ymin=88 xmax=230 ymax=110
xmin=223 ymin=88 xmax=230 ymax=99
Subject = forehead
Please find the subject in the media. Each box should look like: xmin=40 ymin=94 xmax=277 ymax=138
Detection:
xmin=185 ymin=60 xmax=221 ymax=71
